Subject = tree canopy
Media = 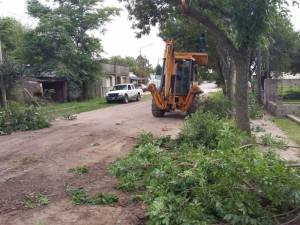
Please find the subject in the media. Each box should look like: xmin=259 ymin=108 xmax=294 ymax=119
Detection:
xmin=0 ymin=17 xmax=26 ymax=59
xmin=22 ymin=0 xmax=120 ymax=100
xmin=119 ymin=0 xmax=299 ymax=135
xmin=0 ymin=17 xmax=26 ymax=109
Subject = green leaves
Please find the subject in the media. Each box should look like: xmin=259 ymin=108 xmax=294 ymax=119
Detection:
xmin=22 ymin=193 xmax=50 ymax=208
xmin=109 ymin=113 xmax=300 ymax=224
xmin=65 ymin=185 xmax=118 ymax=206
xmin=24 ymin=0 xmax=120 ymax=100
xmin=68 ymin=165 xmax=89 ymax=174
xmin=0 ymin=105 xmax=50 ymax=135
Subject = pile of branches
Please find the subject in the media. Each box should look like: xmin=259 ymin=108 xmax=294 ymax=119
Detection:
xmin=109 ymin=111 xmax=300 ymax=225
xmin=0 ymin=105 xmax=50 ymax=135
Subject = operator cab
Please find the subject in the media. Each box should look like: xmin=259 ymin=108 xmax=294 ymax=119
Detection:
xmin=160 ymin=59 xmax=198 ymax=96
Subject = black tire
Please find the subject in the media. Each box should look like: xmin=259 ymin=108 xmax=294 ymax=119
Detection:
xmin=106 ymin=99 xmax=111 ymax=103
xmin=152 ymin=100 xmax=165 ymax=117
xmin=187 ymin=94 xmax=200 ymax=116
xmin=136 ymin=93 xmax=141 ymax=101
xmin=123 ymin=95 xmax=129 ymax=104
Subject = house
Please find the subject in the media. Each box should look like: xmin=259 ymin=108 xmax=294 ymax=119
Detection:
xmin=89 ymin=63 xmax=130 ymax=98
xmin=18 ymin=63 xmax=130 ymax=103
xmin=36 ymin=70 xmax=68 ymax=103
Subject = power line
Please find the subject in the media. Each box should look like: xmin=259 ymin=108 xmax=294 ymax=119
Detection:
xmin=4 ymin=10 xmax=28 ymax=19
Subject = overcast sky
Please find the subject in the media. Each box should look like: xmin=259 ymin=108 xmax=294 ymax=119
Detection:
xmin=0 ymin=0 xmax=299 ymax=67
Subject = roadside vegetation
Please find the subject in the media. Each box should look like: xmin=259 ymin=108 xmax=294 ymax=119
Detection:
xmin=0 ymin=105 xmax=50 ymax=135
xmin=68 ymin=166 xmax=89 ymax=175
xmin=110 ymin=115 xmax=300 ymax=224
xmin=66 ymin=186 xmax=118 ymax=206
xmin=277 ymin=84 xmax=300 ymax=104
xmin=109 ymin=94 xmax=300 ymax=225
xmin=22 ymin=193 xmax=50 ymax=209
xmin=272 ymin=117 xmax=300 ymax=146
xmin=38 ymin=98 xmax=116 ymax=120
xmin=0 ymin=93 xmax=152 ymax=135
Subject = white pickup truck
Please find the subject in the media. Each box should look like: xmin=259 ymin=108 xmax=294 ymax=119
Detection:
xmin=105 ymin=83 xmax=143 ymax=104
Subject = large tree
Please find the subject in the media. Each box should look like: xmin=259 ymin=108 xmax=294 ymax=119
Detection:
xmin=268 ymin=18 xmax=299 ymax=76
xmin=0 ymin=17 xmax=26 ymax=109
xmin=0 ymin=17 xmax=26 ymax=59
xmin=23 ymin=0 xmax=120 ymax=100
xmin=119 ymin=0 xmax=297 ymax=136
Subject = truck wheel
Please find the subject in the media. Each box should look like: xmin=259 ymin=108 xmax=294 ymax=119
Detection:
xmin=152 ymin=100 xmax=165 ymax=117
xmin=106 ymin=100 xmax=111 ymax=103
xmin=123 ymin=95 xmax=129 ymax=104
xmin=136 ymin=93 xmax=141 ymax=101
xmin=187 ymin=94 xmax=200 ymax=116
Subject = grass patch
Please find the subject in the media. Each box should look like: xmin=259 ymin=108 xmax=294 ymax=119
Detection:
xmin=282 ymin=100 xmax=300 ymax=104
xmin=22 ymin=193 xmax=50 ymax=208
xmin=277 ymin=84 xmax=300 ymax=101
xmin=38 ymin=98 xmax=117 ymax=119
xmin=39 ymin=95 xmax=152 ymax=119
xmin=143 ymin=93 xmax=154 ymax=100
xmin=66 ymin=186 xmax=118 ymax=206
xmin=68 ymin=165 xmax=89 ymax=175
xmin=272 ymin=117 xmax=300 ymax=146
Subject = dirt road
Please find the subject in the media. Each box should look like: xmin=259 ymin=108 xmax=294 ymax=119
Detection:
xmin=0 ymin=99 xmax=185 ymax=225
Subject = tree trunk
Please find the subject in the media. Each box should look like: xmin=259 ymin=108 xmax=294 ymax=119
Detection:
xmin=266 ymin=48 xmax=270 ymax=78
xmin=234 ymin=53 xmax=251 ymax=137
xmin=81 ymin=81 xmax=89 ymax=101
xmin=0 ymin=74 xmax=7 ymax=109
xmin=215 ymin=58 xmax=226 ymax=95
xmin=227 ymin=60 xmax=235 ymax=103
xmin=180 ymin=5 xmax=251 ymax=136
xmin=256 ymin=48 xmax=262 ymax=105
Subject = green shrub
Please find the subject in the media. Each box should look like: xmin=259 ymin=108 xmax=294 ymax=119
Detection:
xmin=0 ymin=105 xmax=50 ymax=135
xmin=202 ymin=92 xmax=233 ymax=118
xmin=110 ymin=116 xmax=300 ymax=225
xmin=177 ymin=110 xmax=224 ymax=148
xmin=260 ymin=132 xmax=288 ymax=150
xmin=249 ymin=93 xmax=263 ymax=119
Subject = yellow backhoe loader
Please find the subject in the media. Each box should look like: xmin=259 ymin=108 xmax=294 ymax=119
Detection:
xmin=148 ymin=39 xmax=208 ymax=117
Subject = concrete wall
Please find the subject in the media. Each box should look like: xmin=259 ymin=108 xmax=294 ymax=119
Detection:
xmin=89 ymin=64 xmax=130 ymax=98
xmin=264 ymin=79 xmax=300 ymax=116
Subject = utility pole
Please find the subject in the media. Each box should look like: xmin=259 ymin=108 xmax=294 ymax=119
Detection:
xmin=139 ymin=43 xmax=153 ymax=84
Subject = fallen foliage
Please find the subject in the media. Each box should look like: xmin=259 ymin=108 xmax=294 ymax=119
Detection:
xmin=0 ymin=105 xmax=50 ymax=135
xmin=109 ymin=111 xmax=300 ymax=225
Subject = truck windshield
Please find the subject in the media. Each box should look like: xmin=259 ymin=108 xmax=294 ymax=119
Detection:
xmin=113 ymin=85 xmax=127 ymax=90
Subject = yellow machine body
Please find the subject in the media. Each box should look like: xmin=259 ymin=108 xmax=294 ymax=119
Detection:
xmin=149 ymin=39 xmax=208 ymax=116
